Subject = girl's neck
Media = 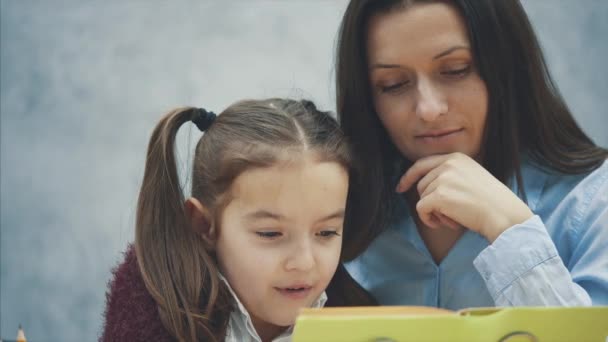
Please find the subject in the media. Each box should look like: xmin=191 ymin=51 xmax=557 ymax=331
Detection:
xmin=251 ymin=315 xmax=288 ymax=342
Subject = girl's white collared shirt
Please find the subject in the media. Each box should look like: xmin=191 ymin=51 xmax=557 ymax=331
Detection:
xmin=219 ymin=274 xmax=327 ymax=342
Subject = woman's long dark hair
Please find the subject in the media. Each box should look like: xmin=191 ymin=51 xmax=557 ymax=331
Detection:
xmin=336 ymin=0 xmax=608 ymax=260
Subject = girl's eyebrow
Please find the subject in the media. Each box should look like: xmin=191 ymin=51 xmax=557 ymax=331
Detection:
xmin=245 ymin=210 xmax=283 ymax=221
xmin=243 ymin=209 xmax=345 ymax=223
xmin=314 ymin=209 xmax=345 ymax=224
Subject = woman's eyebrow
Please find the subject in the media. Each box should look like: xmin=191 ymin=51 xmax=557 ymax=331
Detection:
xmin=370 ymin=63 xmax=402 ymax=70
xmin=433 ymin=45 xmax=469 ymax=60
xmin=370 ymin=45 xmax=470 ymax=70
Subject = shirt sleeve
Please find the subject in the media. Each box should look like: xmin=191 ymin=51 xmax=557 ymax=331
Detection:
xmin=473 ymin=215 xmax=599 ymax=306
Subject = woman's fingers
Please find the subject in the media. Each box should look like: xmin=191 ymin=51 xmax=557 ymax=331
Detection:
xmin=417 ymin=188 xmax=462 ymax=230
xmin=425 ymin=213 xmax=443 ymax=229
xmin=414 ymin=157 xmax=533 ymax=241
xmin=398 ymin=152 xmax=533 ymax=241
xmin=416 ymin=163 xmax=447 ymax=197
xmin=437 ymin=214 xmax=461 ymax=230
xmin=416 ymin=191 xmax=447 ymax=229
xmin=396 ymin=154 xmax=452 ymax=193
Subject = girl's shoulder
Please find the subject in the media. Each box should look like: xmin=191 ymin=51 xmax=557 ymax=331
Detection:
xmin=100 ymin=244 xmax=174 ymax=342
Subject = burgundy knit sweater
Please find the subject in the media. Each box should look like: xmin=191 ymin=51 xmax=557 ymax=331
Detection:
xmin=101 ymin=246 xmax=175 ymax=341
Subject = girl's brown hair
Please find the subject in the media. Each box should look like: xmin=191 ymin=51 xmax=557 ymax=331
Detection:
xmin=135 ymin=98 xmax=372 ymax=341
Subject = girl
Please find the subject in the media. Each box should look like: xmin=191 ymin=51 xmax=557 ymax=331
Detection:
xmin=336 ymin=0 xmax=608 ymax=308
xmin=101 ymin=98 xmax=375 ymax=341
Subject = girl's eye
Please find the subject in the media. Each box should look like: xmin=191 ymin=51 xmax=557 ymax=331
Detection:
xmin=317 ymin=230 xmax=341 ymax=238
xmin=442 ymin=65 xmax=471 ymax=78
xmin=256 ymin=231 xmax=282 ymax=239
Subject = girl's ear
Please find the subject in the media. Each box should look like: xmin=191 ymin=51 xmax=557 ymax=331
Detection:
xmin=185 ymin=197 xmax=216 ymax=248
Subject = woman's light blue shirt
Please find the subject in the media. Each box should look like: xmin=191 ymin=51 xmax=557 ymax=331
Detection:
xmin=345 ymin=159 xmax=608 ymax=309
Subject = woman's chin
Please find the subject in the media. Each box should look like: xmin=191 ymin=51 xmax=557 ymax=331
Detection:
xmin=402 ymin=141 xmax=483 ymax=161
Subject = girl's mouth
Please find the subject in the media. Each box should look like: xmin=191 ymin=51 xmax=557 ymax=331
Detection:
xmin=274 ymin=286 xmax=313 ymax=299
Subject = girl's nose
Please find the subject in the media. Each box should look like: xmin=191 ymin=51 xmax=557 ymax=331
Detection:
xmin=284 ymin=240 xmax=315 ymax=272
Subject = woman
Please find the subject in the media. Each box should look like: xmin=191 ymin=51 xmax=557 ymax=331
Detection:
xmin=336 ymin=0 xmax=608 ymax=309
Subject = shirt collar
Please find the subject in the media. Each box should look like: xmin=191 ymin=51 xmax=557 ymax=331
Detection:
xmin=218 ymin=273 xmax=328 ymax=342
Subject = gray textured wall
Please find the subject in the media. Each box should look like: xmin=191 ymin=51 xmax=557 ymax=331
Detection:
xmin=1 ymin=1 xmax=606 ymax=340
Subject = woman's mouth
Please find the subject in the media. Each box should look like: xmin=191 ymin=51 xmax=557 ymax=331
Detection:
xmin=415 ymin=128 xmax=464 ymax=143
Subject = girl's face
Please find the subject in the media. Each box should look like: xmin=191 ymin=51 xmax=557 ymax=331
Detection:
xmin=367 ymin=3 xmax=488 ymax=162
xmin=215 ymin=156 xmax=347 ymax=336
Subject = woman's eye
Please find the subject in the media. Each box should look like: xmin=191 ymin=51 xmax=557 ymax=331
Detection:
xmin=380 ymin=81 xmax=409 ymax=93
xmin=442 ymin=65 xmax=471 ymax=78
xmin=256 ymin=231 xmax=282 ymax=239
xmin=317 ymin=230 xmax=341 ymax=238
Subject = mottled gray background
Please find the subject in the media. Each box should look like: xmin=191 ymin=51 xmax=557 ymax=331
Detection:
xmin=1 ymin=1 xmax=606 ymax=341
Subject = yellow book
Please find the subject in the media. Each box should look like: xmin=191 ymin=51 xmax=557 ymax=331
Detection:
xmin=292 ymin=306 xmax=608 ymax=342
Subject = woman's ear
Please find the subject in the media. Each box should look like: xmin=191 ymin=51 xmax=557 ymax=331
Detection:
xmin=185 ymin=197 xmax=216 ymax=248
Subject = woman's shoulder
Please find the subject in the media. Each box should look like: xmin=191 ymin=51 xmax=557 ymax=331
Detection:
xmin=522 ymin=155 xmax=607 ymax=197
xmin=100 ymin=244 xmax=174 ymax=342
xmin=561 ymin=160 xmax=608 ymax=222
xmin=535 ymin=159 xmax=608 ymax=198
xmin=525 ymin=159 xmax=608 ymax=233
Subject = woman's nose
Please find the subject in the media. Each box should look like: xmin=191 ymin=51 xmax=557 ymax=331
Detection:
xmin=415 ymin=79 xmax=448 ymax=122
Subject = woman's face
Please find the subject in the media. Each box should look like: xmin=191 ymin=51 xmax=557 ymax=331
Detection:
xmin=367 ymin=2 xmax=488 ymax=162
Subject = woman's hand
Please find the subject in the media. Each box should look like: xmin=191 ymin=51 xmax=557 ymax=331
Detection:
xmin=396 ymin=153 xmax=534 ymax=243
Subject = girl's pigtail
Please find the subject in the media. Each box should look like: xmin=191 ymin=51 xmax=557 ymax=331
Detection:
xmin=134 ymin=108 xmax=226 ymax=341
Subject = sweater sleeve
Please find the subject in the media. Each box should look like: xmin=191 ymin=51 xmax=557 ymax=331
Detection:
xmin=100 ymin=245 xmax=175 ymax=342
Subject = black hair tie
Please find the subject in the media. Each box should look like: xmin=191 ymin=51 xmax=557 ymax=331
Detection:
xmin=191 ymin=108 xmax=217 ymax=132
